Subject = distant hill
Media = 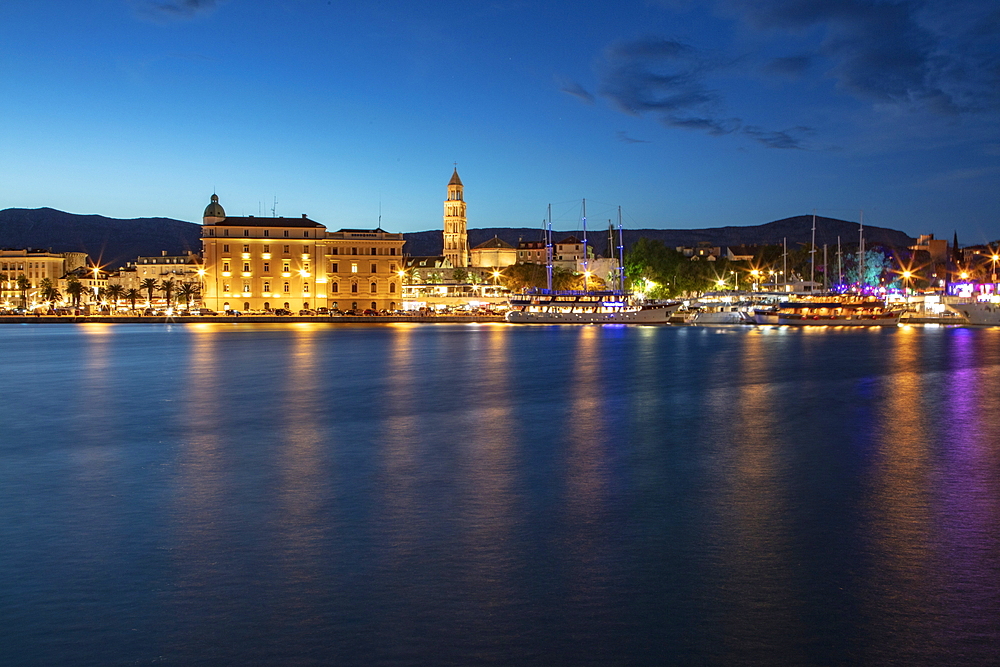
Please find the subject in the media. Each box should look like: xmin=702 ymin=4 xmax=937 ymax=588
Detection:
xmin=402 ymin=215 xmax=916 ymax=257
xmin=1 ymin=208 xmax=915 ymax=268
xmin=0 ymin=208 xmax=201 ymax=268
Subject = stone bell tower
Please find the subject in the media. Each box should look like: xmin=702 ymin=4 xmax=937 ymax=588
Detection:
xmin=442 ymin=168 xmax=468 ymax=268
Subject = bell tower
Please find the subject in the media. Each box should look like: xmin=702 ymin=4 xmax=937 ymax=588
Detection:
xmin=443 ymin=168 xmax=468 ymax=268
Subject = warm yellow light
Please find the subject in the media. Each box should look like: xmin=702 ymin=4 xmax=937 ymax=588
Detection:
xmin=197 ymin=269 xmax=206 ymax=277
xmin=300 ymin=270 xmax=310 ymax=277
xmin=397 ymin=270 xmax=406 ymax=278
xmin=716 ymin=280 xmax=726 ymax=287
xmin=281 ymin=272 xmax=291 ymax=278
xmin=241 ymin=253 xmax=251 ymax=260
xmin=993 ymin=255 xmax=999 ymax=262
xmin=961 ymin=272 xmax=969 ymax=279
xmin=901 ymin=271 xmax=912 ymax=279
xmin=241 ymin=272 xmax=251 ymax=277
xmin=261 ymin=253 xmax=271 ymax=260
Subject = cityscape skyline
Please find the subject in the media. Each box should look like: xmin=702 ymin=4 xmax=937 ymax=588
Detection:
xmin=2 ymin=0 xmax=998 ymax=242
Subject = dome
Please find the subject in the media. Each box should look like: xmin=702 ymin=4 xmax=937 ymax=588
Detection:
xmin=203 ymin=194 xmax=226 ymax=223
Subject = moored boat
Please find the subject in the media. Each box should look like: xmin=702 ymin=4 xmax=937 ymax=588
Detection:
xmin=505 ymin=290 xmax=680 ymax=324
xmin=947 ymin=300 xmax=1000 ymax=325
xmin=775 ymin=300 xmax=902 ymax=326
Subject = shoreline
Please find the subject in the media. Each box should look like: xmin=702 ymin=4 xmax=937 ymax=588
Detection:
xmin=0 ymin=314 xmax=508 ymax=324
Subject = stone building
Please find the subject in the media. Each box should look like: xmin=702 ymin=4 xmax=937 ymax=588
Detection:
xmin=443 ymin=168 xmax=468 ymax=268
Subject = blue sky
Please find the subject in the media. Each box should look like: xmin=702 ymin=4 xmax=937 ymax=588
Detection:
xmin=2 ymin=0 xmax=998 ymax=241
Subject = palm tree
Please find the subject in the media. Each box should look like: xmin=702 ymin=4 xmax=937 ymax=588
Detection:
xmin=124 ymin=288 xmax=142 ymax=312
xmin=65 ymin=279 xmax=84 ymax=308
xmin=159 ymin=278 xmax=176 ymax=308
xmin=16 ymin=274 xmax=31 ymax=309
xmin=38 ymin=278 xmax=61 ymax=312
xmin=177 ymin=282 xmax=199 ymax=311
xmin=140 ymin=278 xmax=158 ymax=306
xmin=106 ymin=284 xmax=125 ymax=312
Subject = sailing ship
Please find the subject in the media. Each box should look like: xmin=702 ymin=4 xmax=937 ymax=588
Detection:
xmin=773 ymin=300 xmax=902 ymax=326
xmin=947 ymin=300 xmax=1000 ymax=325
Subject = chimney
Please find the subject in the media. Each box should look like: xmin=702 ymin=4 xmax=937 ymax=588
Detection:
xmin=162 ymin=250 xmax=167 ymax=256
xmin=302 ymin=214 xmax=307 ymax=219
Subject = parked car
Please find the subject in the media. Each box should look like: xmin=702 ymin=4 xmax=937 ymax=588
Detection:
xmin=298 ymin=309 xmax=316 ymax=316
xmin=362 ymin=309 xmax=377 ymax=316
xmin=273 ymin=308 xmax=292 ymax=316
xmin=197 ymin=308 xmax=217 ymax=316
xmin=315 ymin=307 xmax=329 ymax=315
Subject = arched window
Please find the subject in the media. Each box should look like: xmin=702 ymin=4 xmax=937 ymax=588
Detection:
xmin=283 ymin=302 xmax=290 ymax=309
xmin=370 ymin=282 xmax=377 ymax=293
xmin=331 ymin=283 xmax=339 ymax=293
xmin=243 ymin=302 xmax=250 ymax=310
xmin=223 ymin=302 xmax=230 ymax=310
xmin=371 ymin=301 xmax=377 ymax=310
xmin=283 ymin=282 xmax=290 ymax=293
xmin=389 ymin=282 xmax=396 ymax=293
xmin=263 ymin=282 xmax=270 ymax=292
xmin=303 ymin=301 xmax=309 ymax=309
xmin=351 ymin=283 xmax=358 ymax=293
xmin=264 ymin=302 xmax=270 ymax=311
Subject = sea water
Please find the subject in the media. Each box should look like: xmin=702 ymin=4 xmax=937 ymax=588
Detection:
xmin=1 ymin=322 xmax=999 ymax=666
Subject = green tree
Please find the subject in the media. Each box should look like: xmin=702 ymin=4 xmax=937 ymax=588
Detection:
xmin=38 ymin=278 xmax=61 ymax=311
xmin=159 ymin=279 xmax=176 ymax=308
xmin=16 ymin=274 xmax=31 ymax=309
xmin=177 ymin=282 xmax=199 ymax=311
xmin=124 ymin=288 xmax=142 ymax=312
xmin=105 ymin=284 xmax=125 ymax=312
xmin=845 ymin=248 xmax=893 ymax=289
xmin=65 ymin=279 xmax=84 ymax=308
xmin=140 ymin=278 xmax=158 ymax=305
xmin=451 ymin=268 xmax=468 ymax=282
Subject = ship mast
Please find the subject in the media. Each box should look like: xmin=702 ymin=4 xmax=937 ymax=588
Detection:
xmin=617 ymin=206 xmax=625 ymax=293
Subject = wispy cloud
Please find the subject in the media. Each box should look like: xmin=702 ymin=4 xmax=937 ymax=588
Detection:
xmin=560 ymin=79 xmax=595 ymax=105
xmin=616 ymin=131 xmax=651 ymax=143
xmin=742 ymin=125 xmax=814 ymax=149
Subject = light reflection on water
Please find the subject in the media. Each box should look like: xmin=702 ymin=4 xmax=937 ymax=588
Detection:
xmin=1 ymin=323 xmax=999 ymax=666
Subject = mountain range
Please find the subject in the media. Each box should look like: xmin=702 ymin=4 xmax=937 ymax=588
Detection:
xmin=1 ymin=208 xmax=916 ymax=269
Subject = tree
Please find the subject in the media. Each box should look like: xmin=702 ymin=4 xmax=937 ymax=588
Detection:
xmin=105 ymin=284 xmax=125 ymax=312
xmin=65 ymin=279 xmax=84 ymax=308
xmin=159 ymin=279 xmax=176 ymax=308
xmin=38 ymin=278 xmax=61 ymax=311
xmin=451 ymin=268 xmax=468 ymax=282
xmin=845 ymin=248 xmax=893 ymax=289
xmin=177 ymin=282 xmax=199 ymax=311
xmin=140 ymin=278 xmax=158 ymax=305
xmin=16 ymin=274 xmax=31 ymax=309
xmin=124 ymin=288 xmax=142 ymax=312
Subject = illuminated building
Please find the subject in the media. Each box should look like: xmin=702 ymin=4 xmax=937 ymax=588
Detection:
xmin=470 ymin=236 xmax=516 ymax=268
xmin=200 ymin=195 xmax=405 ymax=312
xmin=0 ymin=249 xmax=89 ymax=307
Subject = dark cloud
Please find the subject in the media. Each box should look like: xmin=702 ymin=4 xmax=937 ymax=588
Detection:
xmin=560 ymin=80 xmax=596 ymax=105
xmin=136 ymin=0 xmax=222 ymax=20
xmin=763 ymin=55 xmax=813 ymax=77
xmin=730 ymin=0 xmax=1000 ymax=114
xmin=597 ymin=36 xmax=740 ymax=134
xmin=616 ymin=131 xmax=652 ymax=143
xmin=742 ymin=125 xmax=814 ymax=149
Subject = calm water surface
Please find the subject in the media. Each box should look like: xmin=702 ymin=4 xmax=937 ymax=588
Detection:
xmin=1 ymin=322 xmax=999 ymax=666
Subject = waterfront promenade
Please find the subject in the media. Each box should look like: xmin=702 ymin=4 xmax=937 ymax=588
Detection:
xmin=0 ymin=313 xmax=507 ymax=324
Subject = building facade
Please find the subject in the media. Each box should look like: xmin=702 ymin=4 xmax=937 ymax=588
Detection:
xmin=470 ymin=236 xmax=516 ymax=268
xmin=200 ymin=195 xmax=405 ymax=312
xmin=1 ymin=249 xmax=89 ymax=308
xmin=443 ymin=168 xmax=468 ymax=268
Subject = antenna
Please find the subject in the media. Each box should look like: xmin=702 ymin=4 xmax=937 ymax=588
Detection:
xmin=271 ymin=196 xmax=278 ymax=218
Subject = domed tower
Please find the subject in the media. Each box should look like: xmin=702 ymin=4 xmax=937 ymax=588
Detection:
xmin=203 ymin=193 xmax=226 ymax=225
xmin=443 ymin=168 xmax=468 ymax=268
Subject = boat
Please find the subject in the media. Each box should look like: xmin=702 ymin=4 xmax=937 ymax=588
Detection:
xmin=775 ymin=300 xmax=902 ymax=326
xmin=684 ymin=303 xmax=755 ymax=325
xmin=506 ymin=290 xmax=680 ymax=323
xmin=947 ymin=300 xmax=1000 ymax=325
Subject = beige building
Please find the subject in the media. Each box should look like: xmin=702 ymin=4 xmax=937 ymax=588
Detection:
xmin=114 ymin=251 xmax=203 ymax=293
xmin=1 ymin=249 xmax=89 ymax=308
xmin=470 ymin=236 xmax=516 ymax=268
xmin=200 ymin=195 xmax=405 ymax=312
xmin=443 ymin=169 xmax=468 ymax=268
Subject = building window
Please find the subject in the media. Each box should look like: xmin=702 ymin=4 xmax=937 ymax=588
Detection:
xmin=304 ymin=283 xmax=310 ymax=293
xmin=371 ymin=302 xmax=377 ymax=310
xmin=283 ymin=245 xmax=290 ymax=254
xmin=223 ymin=283 xmax=230 ymax=292
xmin=371 ymin=263 xmax=377 ymax=273
xmin=263 ymin=262 xmax=270 ymax=273
xmin=390 ymin=263 xmax=397 ymax=272
xmin=243 ymin=263 xmax=250 ymax=272
xmin=263 ymin=245 xmax=270 ymax=253
xmin=371 ymin=247 xmax=377 ymax=255
xmin=224 ymin=229 xmax=229 ymax=236
xmin=352 ymin=247 xmax=358 ymax=255
xmin=390 ymin=248 xmax=396 ymax=256
xmin=244 ymin=230 xmax=249 ymax=237
xmin=370 ymin=282 xmax=377 ymax=293
xmin=389 ymin=282 xmax=396 ymax=293
xmin=351 ymin=283 xmax=358 ymax=293
xmin=264 ymin=230 xmax=269 ymax=237
xmin=243 ymin=284 xmax=250 ymax=293
xmin=331 ymin=262 xmax=338 ymax=273
xmin=209 ymin=229 xmax=215 ymax=236
xmin=243 ymin=245 xmax=250 ymax=253
xmin=304 ymin=231 xmax=309 ymax=238
xmin=223 ymin=245 xmax=229 ymax=253
xmin=283 ymin=282 xmax=290 ymax=293
xmin=263 ymin=282 xmax=270 ymax=292
xmin=283 ymin=262 xmax=290 ymax=273
xmin=332 ymin=282 xmax=339 ymax=293
xmin=223 ymin=262 xmax=230 ymax=272
xmin=351 ymin=263 xmax=358 ymax=273
xmin=331 ymin=247 xmax=338 ymax=255
xmin=264 ymin=302 xmax=270 ymax=310
xmin=283 ymin=231 xmax=289 ymax=238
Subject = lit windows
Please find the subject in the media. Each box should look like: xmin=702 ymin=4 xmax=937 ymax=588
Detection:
xmin=263 ymin=282 xmax=270 ymax=292
xmin=351 ymin=263 xmax=358 ymax=273
xmin=283 ymin=282 xmax=290 ymax=293
xmin=243 ymin=245 xmax=250 ymax=253
xmin=263 ymin=263 xmax=270 ymax=273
